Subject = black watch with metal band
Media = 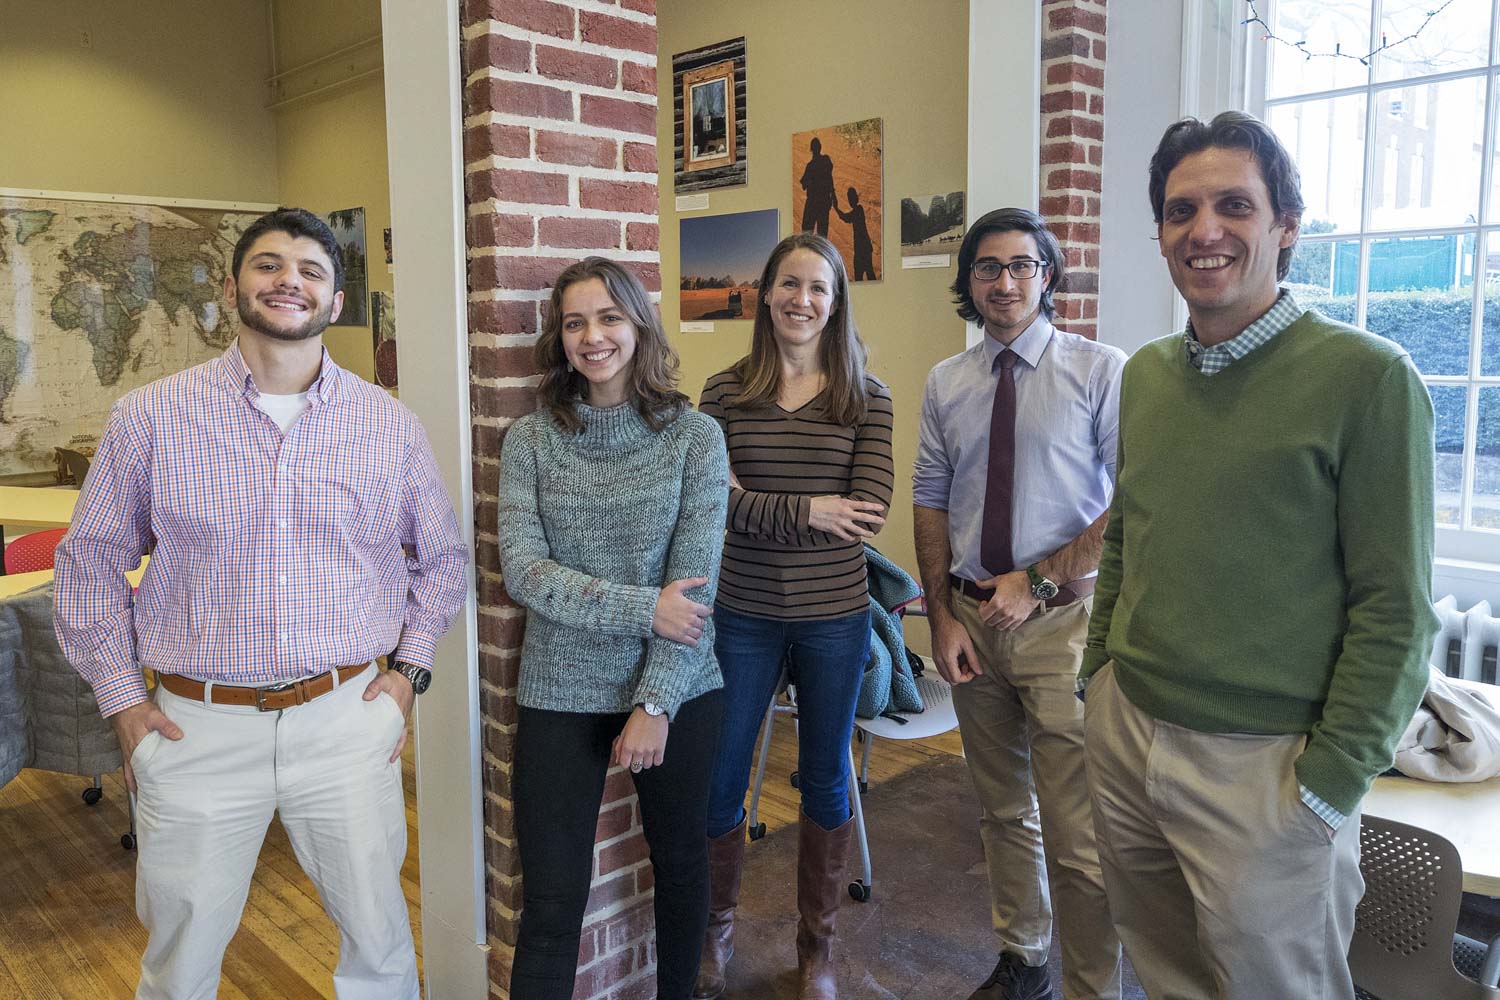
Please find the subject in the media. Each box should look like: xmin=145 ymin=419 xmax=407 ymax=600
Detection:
xmin=1025 ymin=563 xmax=1060 ymax=601
xmin=392 ymin=660 xmax=432 ymax=695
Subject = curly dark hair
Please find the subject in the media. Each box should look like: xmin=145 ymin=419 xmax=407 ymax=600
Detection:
xmin=1147 ymin=111 xmax=1305 ymax=280
xmin=951 ymin=207 xmax=1066 ymax=324
xmin=534 ymin=257 xmax=688 ymax=434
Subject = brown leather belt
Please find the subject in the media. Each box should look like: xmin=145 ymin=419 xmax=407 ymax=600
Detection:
xmin=156 ymin=665 xmax=369 ymax=711
xmin=950 ymin=573 xmax=1096 ymax=609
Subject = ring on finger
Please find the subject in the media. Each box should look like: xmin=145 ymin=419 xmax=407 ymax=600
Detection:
xmin=630 ymin=760 xmax=643 ymax=772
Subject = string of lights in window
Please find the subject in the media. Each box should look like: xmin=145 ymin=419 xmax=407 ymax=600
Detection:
xmin=1242 ymin=0 xmax=1460 ymax=66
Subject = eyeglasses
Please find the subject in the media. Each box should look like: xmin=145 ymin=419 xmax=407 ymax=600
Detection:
xmin=972 ymin=258 xmax=1048 ymax=281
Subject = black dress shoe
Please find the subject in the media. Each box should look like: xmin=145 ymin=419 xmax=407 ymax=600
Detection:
xmin=967 ymin=952 xmax=1052 ymax=1000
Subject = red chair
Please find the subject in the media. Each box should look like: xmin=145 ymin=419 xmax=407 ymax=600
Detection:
xmin=4 ymin=528 xmax=67 ymax=574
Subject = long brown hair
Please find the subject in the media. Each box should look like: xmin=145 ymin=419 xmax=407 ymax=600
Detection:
xmin=732 ymin=233 xmax=869 ymax=426
xmin=534 ymin=257 xmax=688 ymax=433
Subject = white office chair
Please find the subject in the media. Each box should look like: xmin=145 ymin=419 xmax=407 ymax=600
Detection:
xmin=744 ymin=660 xmax=959 ymax=903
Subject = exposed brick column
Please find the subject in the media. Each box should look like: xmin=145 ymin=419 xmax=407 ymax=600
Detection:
xmin=459 ymin=1 xmax=661 ymax=997
xmin=1040 ymin=0 xmax=1107 ymax=340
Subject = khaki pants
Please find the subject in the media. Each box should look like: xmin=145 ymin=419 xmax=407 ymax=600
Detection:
xmin=951 ymin=592 xmax=1122 ymax=1000
xmin=1083 ymin=662 xmax=1363 ymax=1000
xmin=131 ymin=664 xmax=416 ymax=1000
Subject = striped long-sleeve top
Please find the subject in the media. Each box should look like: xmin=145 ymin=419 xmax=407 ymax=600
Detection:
xmin=699 ymin=367 xmax=895 ymax=621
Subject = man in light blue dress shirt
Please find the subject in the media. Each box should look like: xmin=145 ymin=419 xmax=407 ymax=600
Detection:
xmin=913 ymin=208 xmax=1125 ymax=1000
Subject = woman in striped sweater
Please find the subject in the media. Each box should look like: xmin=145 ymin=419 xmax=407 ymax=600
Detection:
xmin=694 ymin=234 xmax=895 ymax=1000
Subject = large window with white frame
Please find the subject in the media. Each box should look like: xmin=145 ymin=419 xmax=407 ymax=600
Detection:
xmin=1248 ymin=0 xmax=1500 ymax=564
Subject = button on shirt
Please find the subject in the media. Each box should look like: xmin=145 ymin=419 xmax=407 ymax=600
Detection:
xmin=914 ymin=317 xmax=1126 ymax=582
xmin=54 ymin=342 xmax=470 ymax=716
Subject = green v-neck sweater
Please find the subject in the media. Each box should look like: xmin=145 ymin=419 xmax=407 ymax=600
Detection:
xmin=1083 ymin=310 xmax=1440 ymax=815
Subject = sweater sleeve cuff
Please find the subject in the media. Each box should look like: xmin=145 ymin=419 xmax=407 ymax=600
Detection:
xmin=1294 ymin=736 xmax=1371 ymax=818
xmin=615 ymin=584 xmax=661 ymax=638
xmin=1080 ymin=646 xmax=1110 ymax=679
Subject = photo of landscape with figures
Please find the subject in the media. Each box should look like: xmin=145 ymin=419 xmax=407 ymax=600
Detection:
xmin=679 ymin=208 xmax=778 ymax=321
xmin=901 ymin=191 xmax=966 ymax=258
xmin=0 ymin=196 xmax=260 ymax=477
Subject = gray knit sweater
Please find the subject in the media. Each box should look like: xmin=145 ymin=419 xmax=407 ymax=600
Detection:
xmin=498 ymin=401 xmax=728 ymax=718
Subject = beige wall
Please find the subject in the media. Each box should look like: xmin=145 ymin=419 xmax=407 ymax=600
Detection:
xmin=0 ymin=0 xmax=277 ymax=202
xmin=271 ymin=0 xmax=389 ymax=385
xmin=657 ymin=0 xmax=970 ymax=583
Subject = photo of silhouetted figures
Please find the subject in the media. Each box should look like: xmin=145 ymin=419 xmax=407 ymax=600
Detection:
xmin=690 ymin=78 xmax=729 ymax=160
xmin=791 ymin=117 xmax=883 ymax=281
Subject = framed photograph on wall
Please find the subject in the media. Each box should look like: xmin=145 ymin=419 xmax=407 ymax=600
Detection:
xmin=792 ymin=118 xmax=883 ymax=282
xmin=672 ymin=37 xmax=748 ymax=192
xmin=682 ymin=60 xmax=736 ymax=174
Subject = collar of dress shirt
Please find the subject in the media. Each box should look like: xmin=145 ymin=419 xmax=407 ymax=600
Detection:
xmin=980 ymin=314 xmax=1054 ymax=373
xmin=220 ymin=338 xmax=342 ymax=404
xmin=1183 ymin=289 xmax=1302 ymax=371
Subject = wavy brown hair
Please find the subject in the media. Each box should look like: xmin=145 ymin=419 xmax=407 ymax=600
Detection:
xmin=732 ymin=233 xmax=870 ymax=427
xmin=535 ymin=257 xmax=688 ymax=434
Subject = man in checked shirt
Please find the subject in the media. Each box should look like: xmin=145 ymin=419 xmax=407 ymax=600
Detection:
xmin=54 ymin=207 xmax=469 ymax=1000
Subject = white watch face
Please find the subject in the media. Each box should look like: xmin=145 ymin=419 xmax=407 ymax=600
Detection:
xmin=642 ymin=702 xmax=665 ymax=716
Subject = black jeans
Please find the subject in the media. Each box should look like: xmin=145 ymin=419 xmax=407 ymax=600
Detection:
xmin=511 ymin=690 xmax=724 ymax=1000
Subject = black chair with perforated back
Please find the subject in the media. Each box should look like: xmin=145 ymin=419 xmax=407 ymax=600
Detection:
xmin=1350 ymin=815 xmax=1499 ymax=999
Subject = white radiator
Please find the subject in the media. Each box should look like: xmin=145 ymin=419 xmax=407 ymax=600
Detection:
xmin=1432 ymin=595 xmax=1500 ymax=685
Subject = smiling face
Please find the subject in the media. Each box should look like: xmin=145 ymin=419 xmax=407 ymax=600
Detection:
xmin=560 ymin=277 xmax=638 ymax=407
xmin=969 ymin=230 xmax=1047 ymax=344
xmin=764 ymin=247 xmax=836 ymax=352
xmin=1158 ymin=146 xmax=1299 ymax=343
xmin=225 ymin=230 xmax=343 ymax=343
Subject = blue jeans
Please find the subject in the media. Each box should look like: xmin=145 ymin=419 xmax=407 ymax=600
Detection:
xmin=706 ymin=605 xmax=872 ymax=835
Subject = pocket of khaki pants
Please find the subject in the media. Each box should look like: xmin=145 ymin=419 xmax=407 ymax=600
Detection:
xmin=129 ymin=729 xmax=165 ymax=776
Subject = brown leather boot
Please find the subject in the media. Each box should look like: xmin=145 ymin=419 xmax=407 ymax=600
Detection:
xmin=692 ymin=818 xmax=748 ymax=999
xmin=795 ymin=812 xmax=853 ymax=1000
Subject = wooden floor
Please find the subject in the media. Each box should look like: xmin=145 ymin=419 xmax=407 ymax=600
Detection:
xmin=0 ymin=702 xmax=963 ymax=998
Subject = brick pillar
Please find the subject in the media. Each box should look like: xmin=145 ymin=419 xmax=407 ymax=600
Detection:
xmin=1040 ymin=0 xmax=1107 ymax=340
xmin=459 ymin=1 xmax=661 ymax=997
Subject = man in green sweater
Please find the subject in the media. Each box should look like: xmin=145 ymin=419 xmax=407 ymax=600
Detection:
xmin=1081 ymin=111 xmax=1439 ymax=1000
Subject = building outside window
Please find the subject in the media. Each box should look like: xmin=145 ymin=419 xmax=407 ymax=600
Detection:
xmin=1250 ymin=0 xmax=1500 ymax=564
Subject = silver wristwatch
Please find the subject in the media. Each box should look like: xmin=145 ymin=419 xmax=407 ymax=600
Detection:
xmin=639 ymin=702 xmax=665 ymax=717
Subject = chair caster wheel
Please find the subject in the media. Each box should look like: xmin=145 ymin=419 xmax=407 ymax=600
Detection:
xmin=121 ymin=833 xmax=137 ymax=850
xmin=789 ymin=770 xmax=800 ymax=789
xmin=857 ymin=779 xmax=869 ymax=794
xmin=848 ymin=881 xmax=870 ymax=902
xmin=748 ymin=823 xmax=767 ymax=841
xmin=82 ymin=787 xmax=103 ymax=806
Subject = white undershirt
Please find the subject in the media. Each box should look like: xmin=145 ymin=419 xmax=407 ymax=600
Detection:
xmin=252 ymin=391 xmax=311 ymax=433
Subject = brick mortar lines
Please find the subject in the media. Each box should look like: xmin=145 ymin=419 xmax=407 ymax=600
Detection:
xmin=468 ymin=68 xmax=657 ymax=102
xmin=461 ymin=6 xmax=655 ymax=43
xmin=465 ymin=157 xmax=651 ymax=179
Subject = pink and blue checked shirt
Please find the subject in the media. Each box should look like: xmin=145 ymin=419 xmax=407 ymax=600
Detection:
xmin=54 ymin=342 xmax=470 ymax=717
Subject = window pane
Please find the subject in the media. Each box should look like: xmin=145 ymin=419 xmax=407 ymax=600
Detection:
xmin=1476 ymin=388 xmax=1500 ymax=529
xmin=1375 ymin=0 xmax=1493 ymax=83
xmin=1371 ymin=75 xmax=1486 ymax=230
xmin=1484 ymin=232 xmax=1500 ymax=376
xmin=1268 ymin=96 xmax=1367 ymax=233
xmin=1267 ymin=0 xmax=1372 ymax=98
xmin=1364 ymin=234 xmax=1477 ymax=375
xmin=1285 ymin=238 xmax=1360 ymax=322
xmin=1431 ymin=384 xmax=1468 ymax=526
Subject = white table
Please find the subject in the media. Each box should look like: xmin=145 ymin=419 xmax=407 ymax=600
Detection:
xmin=0 ymin=559 xmax=148 ymax=600
xmin=1364 ymin=677 xmax=1500 ymax=897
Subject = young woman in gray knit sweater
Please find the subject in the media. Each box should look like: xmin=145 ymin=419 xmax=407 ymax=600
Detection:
xmin=695 ymin=234 xmax=895 ymax=1000
xmin=499 ymin=258 xmax=730 ymax=1000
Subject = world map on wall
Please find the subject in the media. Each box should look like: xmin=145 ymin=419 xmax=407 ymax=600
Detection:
xmin=0 ymin=197 xmax=263 ymax=476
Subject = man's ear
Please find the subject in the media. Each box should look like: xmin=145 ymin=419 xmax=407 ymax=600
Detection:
xmin=1278 ymin=214 xmax=1301 ymax=249
xmin=330 ymin=289 xmax=345 ymax=324
xmin=224 ymin=274 xmax=238 ymax=306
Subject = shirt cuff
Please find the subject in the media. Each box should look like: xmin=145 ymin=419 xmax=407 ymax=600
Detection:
xmin=94 ymin=670 xmax=152 ymax=718
xmin=392 ymin=630 xmax=439 ymax=670
xmin=1299 ymin=784 xmax=1347 ymax=831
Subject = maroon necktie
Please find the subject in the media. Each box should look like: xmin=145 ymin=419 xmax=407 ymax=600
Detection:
xmin=979 ymin=349 xmax=1018 ymax=577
